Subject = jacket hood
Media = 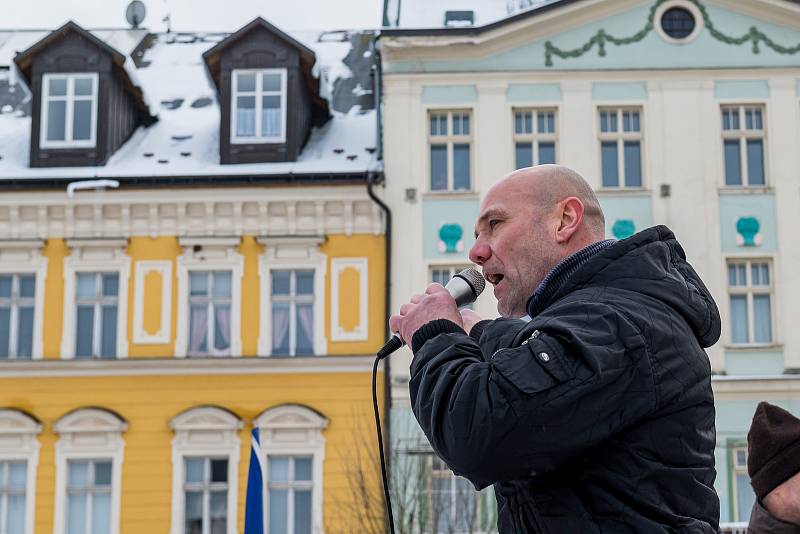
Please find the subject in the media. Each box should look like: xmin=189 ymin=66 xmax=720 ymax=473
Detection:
xmin=531 ymin=225 xmax=721 ymax=348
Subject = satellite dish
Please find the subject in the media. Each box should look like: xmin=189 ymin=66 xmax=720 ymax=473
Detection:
xmin=125 ymin=0 xmax=146 ymax=29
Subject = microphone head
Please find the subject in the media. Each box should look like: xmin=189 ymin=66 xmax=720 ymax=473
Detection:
xmin=454 ymin=267 xmax=486 ymax=298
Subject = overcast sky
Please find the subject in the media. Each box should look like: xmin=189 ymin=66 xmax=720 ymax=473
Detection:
xmin=1 ymin=0 xmax=383 ymax=32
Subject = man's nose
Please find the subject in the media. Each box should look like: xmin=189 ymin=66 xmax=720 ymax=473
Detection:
xmin=469 ymin=239 xmax=490 ymax=265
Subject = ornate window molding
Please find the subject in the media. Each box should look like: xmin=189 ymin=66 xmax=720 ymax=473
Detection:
xmin=61 ymin=239 xmax=131 ymax=359
xmin=0 ymin=409 xmax=41 ymax=534
xmin=132 ymin=260 xmax=173 ymax=344
xmin=654 ymin=0 xmax=704 ymax=44
xmin=169 ymin=406 xmax=243 ymax=534
xmin=52 ymin=408 xmax=127 ymax=534
xmin=254 ymin=404 xmax=328 ymax=534
xmin=257 ymin=237 xmax=326 ymax=356
xmin=0 ymin=241 xmax=47 ymax=359
xmin=330 ymin=258 xmax=368 ymax=342
xmin=175 ymin=238 xmax=244 ymax=357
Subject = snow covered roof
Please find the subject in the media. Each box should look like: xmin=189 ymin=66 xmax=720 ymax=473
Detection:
xmin=382 ymin=0 xmax=562 ymax=31
xmin=0 ymin=24 xmax=379 ymax=183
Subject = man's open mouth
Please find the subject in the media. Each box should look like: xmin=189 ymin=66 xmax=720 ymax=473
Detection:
xmin=485 ymin=273 xmax=504 ymax=286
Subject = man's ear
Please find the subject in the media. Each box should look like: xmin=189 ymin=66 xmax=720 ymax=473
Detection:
xmin=555 ymin=197 xmax=584 ymax=244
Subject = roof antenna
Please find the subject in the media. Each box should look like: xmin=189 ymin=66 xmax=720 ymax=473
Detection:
xmin=125 ymin=0 xmax=147 ymax=29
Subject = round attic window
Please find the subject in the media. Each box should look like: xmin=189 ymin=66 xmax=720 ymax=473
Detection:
xmin=655 ymin=1 xmax=703 ymax=44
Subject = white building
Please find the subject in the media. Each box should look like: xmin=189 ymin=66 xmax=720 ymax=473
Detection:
xmin=379 ymin=0 xmax=800 ymax=529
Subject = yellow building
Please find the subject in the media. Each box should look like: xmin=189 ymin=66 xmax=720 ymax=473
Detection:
xmin=0 ymin=19 xmax=387 ymax=534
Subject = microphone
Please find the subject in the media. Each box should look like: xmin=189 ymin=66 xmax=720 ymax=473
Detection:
xmin=377 ymin=267 xmax=486 ymax=359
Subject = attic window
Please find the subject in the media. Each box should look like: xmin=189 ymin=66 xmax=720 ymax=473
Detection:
xmin=444 ymin=10 xmax=474 ymax=27
xmin=231 ymin=69 xmax=287 ymax=144
xmin=655 ymin=1 xmax=702 ymax=43
xmin=40 ymin=73 xmax=98 ymax=149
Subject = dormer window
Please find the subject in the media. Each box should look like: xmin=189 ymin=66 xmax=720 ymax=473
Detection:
xmin=231 ymin=69 xmax=287 ymax=144
xmin=40 ymin=73 xmax=98 ymax=149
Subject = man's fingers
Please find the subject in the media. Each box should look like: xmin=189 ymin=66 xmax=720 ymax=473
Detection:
xmin=425 ymin=283 xmax=448 ymax=295
xmin=388 ymin=314 xmax=402 ymax=336
xmin=410 ymin=293 xmax=425 ymax=304
xmin=400 ymin=302 xmax=416 ymax=316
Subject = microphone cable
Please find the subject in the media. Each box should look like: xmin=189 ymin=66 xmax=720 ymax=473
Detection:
xmin=373 ymin=349 xmax=396 ymax=534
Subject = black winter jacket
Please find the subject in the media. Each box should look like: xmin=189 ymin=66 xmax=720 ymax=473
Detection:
xmin=409 ymin=226 xmax=721 ymax=533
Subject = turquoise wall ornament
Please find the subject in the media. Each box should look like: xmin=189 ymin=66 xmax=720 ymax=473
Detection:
xmin=438 ymin=223 xmax=464 ymax=253
xmin=736 ymin=216 xmax=761 ymax=246
xmin=612 ymin=219 xmax=636 ymax=240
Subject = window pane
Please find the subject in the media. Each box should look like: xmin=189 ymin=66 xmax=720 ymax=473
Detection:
xmin=272 ymin=271 xmax=290 ymax=296
xmin=75 ymin=306 xmax=94 ymax=358
xmin=211 ymin=458 xmax=228 ymax=483
xmin=236 ymin=96 xmax=256 ymax=137
xmin=17 ymin=306 xmax=34 ymax=359
xmin=77 ymin=273 xmax=96 ymax=298
xmin=753 ymin=109 xmax=763 ymax=130
xmin=438 ymin=115 xmax=447 ymax=135
xmin=0 ymin=308 xmax=9 ymax=358
xmin=268 ymin=457 xmax=289 ymax=482
xmin=727 ymin=264 xmax=737 ymax=286
xmin=102 ymin=274 xmax=118 ymax=297
xmin=210 ymin=491 xmax=227 ymax=534
xmin=537 ymin=112 xmax=545 ymax=134
xmin=430 ymin=145 xmax=448 ymax=191
xmin=609 ymin=111 xmax=617 ymax=132
xmin=7 ymin=494 xmax=24 ymax=534
xmin=184 ymin=491 xmax=203 ymax=534
xmin=730 ymin=295 xmax=748 ymax=344
xmin=237 ymin=72 xmax=256 ymax=92
xmin=294 ymin=302 xmax=312 ymax=352
xmin=453 ymin=143 xmax=470 ymax=190
xmin=212 ymin=272 xmax=231 ymax=298
xmin=268 ymin=489 xmax=288 ymax=534
xmin=94 ymin=461 xmax=112 ymax=486
xmin=294 ymin=490 xmax=312 ymax=534
xmin=601 ymin=141 xmax=619 ymax=187
xmin=295 ymin=458 xmax=312 ymax=481
xmin=752 ymin=263 xmax=769 ymax=286
xmin=69 ymin=461 xmax=89 ymax=486
xmin=185 ymin=458 xmax=204 ymax=483
xmin=746 ymin=139 xmax=765 ymax=186
xmin=431 ymin=269 xmax=451 ymax=286
xmin=722 ymin=110 xmax=731 ymax=131
xmin=0 ymin=276 xmax=11 ymax=298
xmin=731 ymin=109 xmax=740 ymax=129
xmin=100 ymin=305 xmax=117 ymax=358
xmin=72 ymin=100 xmax=92 ymax=141
xmin=9 ymin=462 xmax=26 ymax=487
xmin=745 ymin=109 xmax=753 ymax=130
xmin=515 ymin=143 xmax=532 ymax=170
xmin=67 ymin=493 xmax=87 ymax=534
xmin=524 ymin=112 xmax=532 ymax=134
xmin=624 ymin=141 xmax=642 ymax=187
xmin=632 ymin=112 xmax=640 ymax=132
xmin=19 ymin=275 xmax=35 ymax=298
xmin=753 ymin=295 xmax=772 ymax=343
xmin=189 ymin=305 xmax=208 ymax=355
xmin=514 ymin=112 xmax=523 ymax=134
xmin=736 ymin=473 xmax=755 ymax=522
xmin=75 ymin=77 xmax=94 ymax=96
xmin=296 ymin=271 xmax=314 ymax=295
xmin=262 ymin=95 xmax=282 ymax=137
xmin=430 ymin=115 xmax=438 ymax=136
xmin=736 ymin=264 xmax=746 ymax=286
xmin=214 ymin=305 xmax=231 ymax=351
xmin=46 ymin=100 xmax=67 ymax=141
xmin=539 ymin=142 xmax=556 ymax=165
xmin=190 ymin=272 xmax=208 ymax=296
xmin=262 ymin=73 xmax=282 ymax=92
xmin=724 ymin=140 xmax=742 ymax=186
xmin=92 ymin=492 xmax=111 ymax=534
xmin=623 ymin=111 xmax=632 ymax=132
xmin=460 ymin=114 xmax=470 ymax=135
xmin=600 ymin=111 xmax=609 ymax=132
xmin=271 ymin=302 xmax=290 ymax=355
xmin=736 ymin=450 xmax=747 ymax=466
xmin=49 ymin=77 xmax=67 ymax=96
xmin=452 ymin=114 xmax=461 ymax=135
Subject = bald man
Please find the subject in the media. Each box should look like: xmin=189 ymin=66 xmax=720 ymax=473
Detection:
xmin=390 ymin=165 xmax=721 ymax=533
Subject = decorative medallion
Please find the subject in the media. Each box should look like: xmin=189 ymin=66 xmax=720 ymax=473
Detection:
xmin=612 ymin=219 xmax=636 ymax=240
xmin=736 ymin=216 xmax=761 ymax=247
xmin=438 ymin=223 xmax=464 ymax=253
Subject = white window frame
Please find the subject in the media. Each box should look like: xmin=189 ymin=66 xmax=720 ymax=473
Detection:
xmin=40 ymin=72 xmax=99 ymax=149
xmin=74 ymin=272 xmax=121 ymax=359
xmin=427 ymin=110 xmax=473 ymax=193
xmin=0 ymin=274 xmax=37 ymax=359
xmin=511 ymin=108 xmax=558 ymax=168
xmin=330 ymin=257 xmax=368 ymax=342
xmin=187 ymin=270 xmax=234 ymax=357
xmin=0 ymin=409 xmax=42 ymax=534
xmin=254 ymin=405 xmax=327 ymax=534
xmin=720 ymin=104 xmax=768 ymax=187
xmin=61 ymin=240 xmax=130 ymax=360
xmin=0 ymin=242 xmax=47 ymax=359
xmin=258 ymin=237 xmax=326 ymax=357
xmin=726 ymin=258 xmax=775 ymax=347
xmin=730 ymin=444 xmax=754 ymax=522
xmin=230 ymin=68 xmax=288 ymax=144
xmin=597 ymin=106 xmax=645 ymax=189
xmin=169 ymin=406 xmax=242 ymax=534
xmin=53 ymin=408 xmax=126 ymax=534
xmin=422 ymin=454 xmax=485 ymax=534
xmin=175 ymin=238 xmax=243 ymax=358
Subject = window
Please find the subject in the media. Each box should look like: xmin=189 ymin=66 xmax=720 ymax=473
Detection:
xmin=513 ymin=109 xmax=556 ymax=169
xmin=75 ymin=273 xmax=119 ymax=359
xmin=599 ymin=108 xmax=643 ymax=188
xmin=0 ymin=460 xmax=27 ymax=534
xmin=722 ymin=106 xmax=766 ymax=187
xmin=41 ymin=73 xmax=98 ymax=148
xmin=65 ymin=459 xmax=112 ymax=534
xmin=731 ymin=445 xmax=755 ymax=522
xmin=231 ymin=69 xmax=287 ymax=144
xmin=428 ymin=110 xmax=472 ymax=192
xmin=183 ymin=457 xmax=228 ymax=534
xmin=430 ymin=265 xmax=473 ymax=310
xmin=422 ymin=455 xmax=485 ymax=534
xmin=271 ymin=270 xmax=314 ymax=356
xmin=728 ymin=260 xmax=773 ymax=345
xmin=188 ymin=271 xmax=232 ymax=357
xmin=0 ymin=274 xmax=35 ymax=359
xmin=267 ymin=456 xmax=313 ymax=534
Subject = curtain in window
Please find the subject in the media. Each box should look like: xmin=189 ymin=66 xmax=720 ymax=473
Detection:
xmin=261 ymin=107 xmax=281 ymax=137
xmin=296 ymin=304 xmax=314 ymax=354
xmin=189 ymin=306 xmax=208 ymax=354
xmin=753 ymin=295 xmax=772 ymax=343
xmin=271 ymin=303 xmax=290 ymax=354
xmin=214 ymin=305 xmax=231 ymax=352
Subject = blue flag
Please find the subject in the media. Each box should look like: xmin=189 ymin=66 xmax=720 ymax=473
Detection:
xmin=244 ymin=428 xmax=264 ymax=534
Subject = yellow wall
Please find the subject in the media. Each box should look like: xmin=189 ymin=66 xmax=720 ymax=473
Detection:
xmin=322 ymin=234 xmax=386 ymax=355
xmin=239 ymin=236 xmax=264 ymax=356
xmin=42 ymin=239 xmax=68 ymax=359
xmin=0 ymin=370 xmax=384 ymax=534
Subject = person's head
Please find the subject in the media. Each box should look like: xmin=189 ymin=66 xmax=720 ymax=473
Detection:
xmin=469 ymin=164 xmax=606 ymax=318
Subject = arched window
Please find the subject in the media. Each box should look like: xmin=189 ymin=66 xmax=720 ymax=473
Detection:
xmin=0 ymin=409 xmax=41 ymax=534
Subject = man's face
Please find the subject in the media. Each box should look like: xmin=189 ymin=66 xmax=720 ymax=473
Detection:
xmin=469 ymin=179 xmax=558 ymax=318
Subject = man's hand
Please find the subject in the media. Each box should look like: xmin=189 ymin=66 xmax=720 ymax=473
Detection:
xmin=459 ymin=308 xmax=484 ymax=336
xmin=389 ymin=284 xmax=463 ymax=345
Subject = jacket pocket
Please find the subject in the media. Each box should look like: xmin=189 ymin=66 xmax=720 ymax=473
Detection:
xmin=493 ymin=334 xmax=575 ymax=395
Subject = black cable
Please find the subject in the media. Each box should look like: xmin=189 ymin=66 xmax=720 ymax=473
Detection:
xmin=373 ymin=353 xmax=396 ymax=534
